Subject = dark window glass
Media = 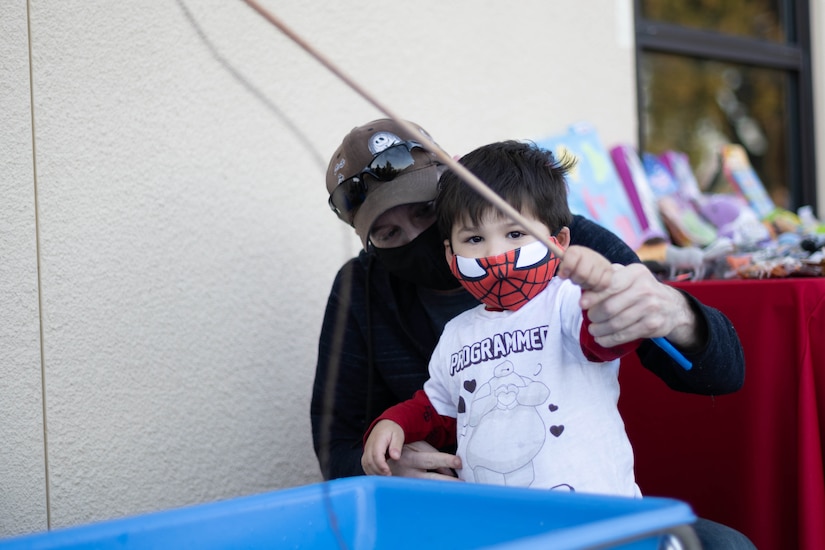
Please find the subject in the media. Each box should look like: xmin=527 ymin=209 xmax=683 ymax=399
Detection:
xmin=640 ymin=1 xmax=785 ymax=42
xmin=635 ymin=0 xmax=815 ymax=212
xmin=640 ymin=52 xmax=790 ymax=207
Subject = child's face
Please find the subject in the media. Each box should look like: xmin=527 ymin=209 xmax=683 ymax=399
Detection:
xmin=444 ymin=209 xmax=570 ymax=263
xmin=446 ymin=209 xmax=557 ymax=259
xmin=443 ymin=209 xmax=570 ymax=311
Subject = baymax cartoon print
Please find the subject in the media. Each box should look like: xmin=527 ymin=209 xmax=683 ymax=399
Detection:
xmin=462 ymin=360 xmax=551 ymax=486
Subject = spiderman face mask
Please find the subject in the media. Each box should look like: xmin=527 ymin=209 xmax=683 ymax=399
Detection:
xmin=449 ymin=238 xmax=562 ymax=311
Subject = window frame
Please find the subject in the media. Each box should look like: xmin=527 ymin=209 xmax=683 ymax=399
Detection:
xmin=633 ymin=0 xmax=817 ymax=212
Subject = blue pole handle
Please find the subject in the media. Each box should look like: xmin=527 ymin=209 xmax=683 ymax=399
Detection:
xmin=651 ymin=337 xmax=693 ymax=370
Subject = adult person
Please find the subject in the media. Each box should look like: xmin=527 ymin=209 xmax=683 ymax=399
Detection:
xmin=311 ymin=119 xmax=752 ymax=548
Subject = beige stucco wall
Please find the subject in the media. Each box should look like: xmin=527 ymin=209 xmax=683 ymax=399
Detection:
xmin=0 ymin=0 xmax=48 ymax=537
xmin=0 ymin=0 xmax=639 ymax=536
xmin=4 ymin=0 xmax=821 ymax=539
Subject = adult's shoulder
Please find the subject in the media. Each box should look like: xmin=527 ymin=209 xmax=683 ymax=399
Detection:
xmin=329 ymin=250 xmax=371 ymax=293
xmin=330 ymin=249 xmax=398 ymax=304
xmin=568 ymin=215 xmax=640 ymax=266
xmin=335 ymin=249 xmax=379 ymax=274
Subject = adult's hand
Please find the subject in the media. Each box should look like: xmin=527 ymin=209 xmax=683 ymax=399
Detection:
xmin=579 ymin=263 xmax=703 ymax=351
xmin=388 ymin=440 xmax=462 ymax=481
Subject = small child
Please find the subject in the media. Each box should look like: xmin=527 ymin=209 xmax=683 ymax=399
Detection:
xmin=361 ymin=140 xmax=641 ymax=497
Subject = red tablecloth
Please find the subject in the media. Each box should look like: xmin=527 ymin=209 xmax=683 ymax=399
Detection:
xmin=619 ymin=277 xmax=825 ymax=550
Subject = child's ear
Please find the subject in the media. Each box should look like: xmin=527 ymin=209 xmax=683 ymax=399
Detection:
xmin=555 ymin=227 xmax=571 ymax=250
xmin=444 ymin=239 xmax=454 ymax=264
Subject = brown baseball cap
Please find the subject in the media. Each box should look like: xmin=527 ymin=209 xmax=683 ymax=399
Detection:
xmin=326 ymin=118 xmax=445 ymax=249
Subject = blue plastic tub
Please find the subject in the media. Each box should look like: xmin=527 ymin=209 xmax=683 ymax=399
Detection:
xmin=0 ymin=477 xmax=696 ymax=549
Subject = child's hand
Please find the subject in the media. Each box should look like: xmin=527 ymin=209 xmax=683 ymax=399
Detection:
xmin=556 ymin=245 xmax=614 ymax=293
xmin=362 ymin=420 xmax=406 ymax=476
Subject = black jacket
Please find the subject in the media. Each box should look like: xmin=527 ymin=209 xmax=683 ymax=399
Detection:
xmin=310 ymin=215 xmax=745 ymax=479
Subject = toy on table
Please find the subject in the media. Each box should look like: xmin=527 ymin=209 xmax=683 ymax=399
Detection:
xmin=610 ymin=144 xmax=730 ymax=280
xmin=535 ymin=123 xmax=645 ymax=251
xmin=696 ymin=194 xmax=772 ymax=247
xmin=610 ymin=144 xmax=669 ymax=243
xmin=660 ymin=150 xmax=704 ymax=202
xmin=720 ymin=143 xmax=777 ymax=220
xmin=641 ymin=153 xmax=718 ymax=248
xmin=533 ymin=124 xmax=693 ymax=369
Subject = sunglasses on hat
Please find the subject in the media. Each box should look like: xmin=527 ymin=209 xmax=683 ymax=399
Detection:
xmin=328 ymin=141 xmax=437 ymax=222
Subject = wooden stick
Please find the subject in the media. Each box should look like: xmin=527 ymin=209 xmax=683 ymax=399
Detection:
xmin=240 ymin=0 xmax=693 ymax=370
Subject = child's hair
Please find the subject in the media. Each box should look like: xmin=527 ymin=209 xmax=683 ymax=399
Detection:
xmin=436 ymin=140 xmax=575 ymax=240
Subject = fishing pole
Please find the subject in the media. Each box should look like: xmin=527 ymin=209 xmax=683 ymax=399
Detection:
xmin=239 ymin=3 xmax=691 ymax=381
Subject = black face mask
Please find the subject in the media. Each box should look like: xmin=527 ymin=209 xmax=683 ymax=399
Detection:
xmin=371 ymin=223 xmax=461 ymax=290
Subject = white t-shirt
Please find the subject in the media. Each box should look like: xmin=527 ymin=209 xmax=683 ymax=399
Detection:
xmin=423 ymin=277 xmax=640 ymax=497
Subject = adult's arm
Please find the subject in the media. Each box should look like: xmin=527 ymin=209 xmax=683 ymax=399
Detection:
xmin=310 ymin=260 xmax=395 ymax=479
xmin=312 ymin=256 xmax=458 ymax=480
xmin=634 ymin=286 xmax=744 ymax=394
xmin=568 ymin=216 xmax=744 ymax=395
xmin=361 ymin=390 xmax=460 ymax=479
